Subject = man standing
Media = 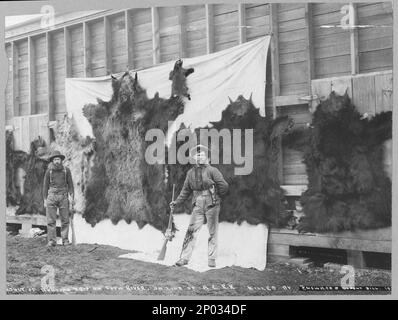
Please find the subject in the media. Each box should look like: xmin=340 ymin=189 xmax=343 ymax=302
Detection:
xmin=43 ymin=150 xmax=75 ymax=247
xmin=170 ymin=145 xmax=229 ymax=268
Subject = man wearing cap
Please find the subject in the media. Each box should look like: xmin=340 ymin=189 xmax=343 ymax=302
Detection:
xmin=170 ymin=145 xmax=229 ymax=268
xmin=43 ymin=150 xmax=75 ymax=247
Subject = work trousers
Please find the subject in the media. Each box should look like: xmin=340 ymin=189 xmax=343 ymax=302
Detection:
xmin=46 ymin=193 xmax=69 ymax=243
xmin=180 ymin=194 xmax=220 ymax=262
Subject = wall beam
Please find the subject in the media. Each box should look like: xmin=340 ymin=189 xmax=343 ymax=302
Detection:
xmin=238 ymin=3 xmax=247 ymax=44
xmin=125 ymin=9 xmax=134 ymax=69
xmin=28 ymin=36 xmax=35 ymax=115
xmin=64 ymin=27 xmax=72 ymax=77
xmin=350 ymin=2 xmax=359 ymax=75
xmin=269 ymin=3 xmax=283 ymax=183
xmin=104 ymin=16 xmax=112 ymax=74
xmin=304 ymin=4 xmax=315 ymax=87
xmin=46 ymin=32 xmax=54 ymax=121
xmin=12 ymin=41 xmax=19 ymax=117
xmin=205 ymin=4 xmax=214 ymax=54
xmin=177 ymin=6 xmax=187 ymax=58
xmin=270 ymin=3 xmax=280 ymax=117
xmin=151 ymin=7 xmax=160 ymax=65
xmin=83 ymin=22 xmax=91 ymax=77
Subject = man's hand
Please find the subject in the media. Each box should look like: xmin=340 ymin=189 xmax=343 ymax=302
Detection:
xmin=169 ymin=201 xmax=176 ymax=210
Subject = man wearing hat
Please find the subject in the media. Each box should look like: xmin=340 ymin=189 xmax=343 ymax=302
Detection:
xmin=170 ymin=144 xmax=229 ymax=268
xmin=43 ymin=150 xmax=75 ymax=247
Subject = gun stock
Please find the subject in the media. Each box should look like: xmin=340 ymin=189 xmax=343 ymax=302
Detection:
xmin=70 ymin=206 xmax=76 ymax=246
xmin=157 ymin=239 xmax=168 ymax=261
xmin=157 ymin=184 xmax=175 ymax=261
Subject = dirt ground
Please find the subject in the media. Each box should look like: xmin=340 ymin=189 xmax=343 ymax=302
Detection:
xmin=6 ymin=234 xmax=391 ymax=296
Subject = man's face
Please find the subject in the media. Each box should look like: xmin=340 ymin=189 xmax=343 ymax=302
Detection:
xmin=194 ymin=151 xmax=207 ymax=165
xmin=53 ymin=157 xmax=62 ymax=165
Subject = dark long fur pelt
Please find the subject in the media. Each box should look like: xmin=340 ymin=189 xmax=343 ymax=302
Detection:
xmin=82 ymin=68 xmax=292 ymax=230
xmin=82 ymin=71 xmax=184 ymax=230
xmin=167 ymin=95 xmax=293 ymax=226
xmin=283 ymin=92 xmax=392 ymax=233
xmin=6 ymin=132 xmax=49 ymax=215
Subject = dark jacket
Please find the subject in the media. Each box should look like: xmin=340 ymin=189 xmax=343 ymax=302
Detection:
xmin=43 ymin=163 xmax=74 ymax=199
xmin=175 ymin=164 xmax=229 ymax=205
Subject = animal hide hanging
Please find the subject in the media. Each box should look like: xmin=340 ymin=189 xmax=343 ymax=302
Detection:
xmin=283 ymin=91 xmax=392 ymax=233
xmin=6 ymin=133 xmax=49 ymax=215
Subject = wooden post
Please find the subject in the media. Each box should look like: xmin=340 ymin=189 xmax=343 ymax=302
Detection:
xmin=270 ymin=3 xmax=280 ymax=119
xmin=177 ymin=6 xmax=187 ymax=58
xmin=270 ymin=3 xmax=283 ymax=184
xmin=125 ymin=9 xmax=134 ymax=69
xmin=304 ymin=4 xmax=315 ymax=88
xmin=350 ymin=3 xmax=359 ymax=75
xmin=83 ymin=22 xmax=91 ymax=77
xmin=46 ymin=32 xmax=54 ymax=121
xmin=64 ymin=27 xmax=72 ymax=77
xmin=12 ymin=41 xmax=19 ymax=117
xmin=151 ymin=7 xmax=160 ymax=65
xmin=238 ymin=3 xmax=247 ymax=44
xmin=28 ymin=36 xmax=35 ymax=115
xmin=205 ymin=4 xmax=214 ymax=54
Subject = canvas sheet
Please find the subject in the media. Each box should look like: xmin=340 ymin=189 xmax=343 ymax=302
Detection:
xmin=65 ymin=36 xmax=270 ymax=139
xmin=71 ymin=214 xmax=268 ymax=273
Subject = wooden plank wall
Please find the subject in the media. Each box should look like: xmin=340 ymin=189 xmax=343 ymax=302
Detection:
xmin=159 ymin=7 xmax=181 ymax=63
xmin=51 ymin=30 xmax=66 ymax=114
xmin=357 ymin=2 xmax=393 ymax=73
xmin=3 ymin=2 xmax=393 ymax=184
xmin=312 ymin=3 xmax=351 ymax=78
xmin=110 ymin=13 xmax=127 ymax=73
xmin=33 ymin=35 xmax=48 ymax=114
xmin=214 ymin=4 xmax=239 ymax=52
xmin=245 ymin=3 xmax=270 ymax=41
xmin=88 ymin=19 xmax=106 ymax=77
xmin=5 ymin=44 xmax=13 ymax=123
xmin=278 ymin=3 xmax=308 ymax=96
xmin=70 ymin=25 xmax=85 ymax=77
xmin=185 ymin=5 xmax=207 ymax=58
xmin=130 ymin=8 xmax=153 ymax=69
xmin=16 ymin=39 xmax=29 ymax=116
xmin=278 ymin=104 xmax=311 ymax=185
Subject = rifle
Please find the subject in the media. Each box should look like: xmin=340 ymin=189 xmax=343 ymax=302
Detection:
xmin=157 ymin=184 xmax=175 ymax=261
xmin=70 ymin=202 xmax=76 ymax=246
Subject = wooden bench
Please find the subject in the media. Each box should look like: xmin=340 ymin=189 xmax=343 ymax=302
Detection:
xmin=6 ymin=213 xmax=61 ymax=236
xmin=268 ymin=227 xmax=391 ymax=268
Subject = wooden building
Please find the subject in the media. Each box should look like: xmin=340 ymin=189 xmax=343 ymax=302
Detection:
xmin=4 ymin=2 xmax=393 ymax=266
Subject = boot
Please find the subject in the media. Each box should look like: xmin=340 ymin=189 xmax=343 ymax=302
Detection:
xmin=175 ymin=259 xmax=188 ymax=267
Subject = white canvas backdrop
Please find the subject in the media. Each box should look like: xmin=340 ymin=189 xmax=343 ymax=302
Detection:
xmin=64 ymin=36 xmax=271 ymax=271
xmin=65 ymin=36 xmax=270 ymax=139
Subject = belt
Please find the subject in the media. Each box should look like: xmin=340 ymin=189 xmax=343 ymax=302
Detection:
xmin=193 ymin=190 xmax=212 ymax=196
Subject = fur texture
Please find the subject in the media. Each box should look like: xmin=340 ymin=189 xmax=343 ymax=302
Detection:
xmin=284 ymin=92 xmax=392 ymax=233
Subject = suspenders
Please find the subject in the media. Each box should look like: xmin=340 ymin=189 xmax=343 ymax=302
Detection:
xmin=49 ymin=167 xmax=68 ymax=189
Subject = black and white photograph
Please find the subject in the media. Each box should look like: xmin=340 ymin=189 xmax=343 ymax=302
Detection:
xmin=2 ymin=0 xmax=393 ymax=298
